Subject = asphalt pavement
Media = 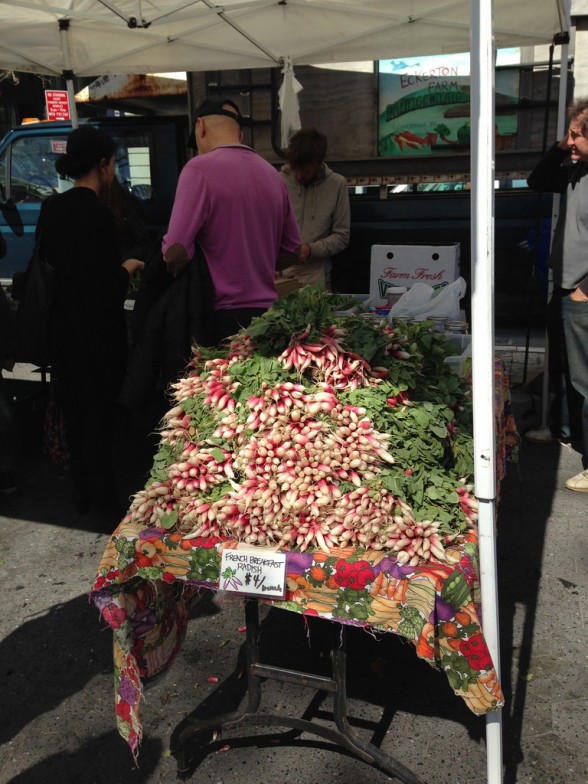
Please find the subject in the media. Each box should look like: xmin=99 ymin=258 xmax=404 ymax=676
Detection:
xmin=0 ymin=358 xmax=587 ymax=784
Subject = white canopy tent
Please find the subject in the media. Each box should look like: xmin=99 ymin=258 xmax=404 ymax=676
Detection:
xmin=0 ymin=2 xmax=572 ymax=782
xmin=0 ymin=1 xmax=567 ymax=76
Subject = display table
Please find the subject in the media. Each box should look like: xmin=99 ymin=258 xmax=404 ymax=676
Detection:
xmin=171 ymin=595 xmax=428 ymax=784
xmin=91 ymin=357 xmax=517 ymax=773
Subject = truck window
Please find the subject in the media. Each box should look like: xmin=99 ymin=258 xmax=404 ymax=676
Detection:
xmin=1 ymin=116 xmax=187 ymax=283
xmin=0 ymin=128 xmax=156 ymax=205
xmin=8 ymin=134 xmax=68 ymax=202
xmin=111 ymin=131 xmax=155 ymax=203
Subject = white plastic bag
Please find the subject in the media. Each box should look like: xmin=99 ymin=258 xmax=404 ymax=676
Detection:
xmin=387 ymin=277 xmax=467 ymax=321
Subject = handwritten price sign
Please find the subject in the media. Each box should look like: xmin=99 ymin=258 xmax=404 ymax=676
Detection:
xmin=219 ymin=545 xmax=286 ymax=599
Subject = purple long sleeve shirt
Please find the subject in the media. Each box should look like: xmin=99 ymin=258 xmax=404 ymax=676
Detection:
xmin=163 ymin=145 xmax=301 ymax=310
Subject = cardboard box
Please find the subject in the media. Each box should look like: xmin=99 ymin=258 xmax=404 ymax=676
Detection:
xmin=369 ymin=243 xmax=460 ymax=307
xmin=275 ymin=276 xmax=303 ymax=298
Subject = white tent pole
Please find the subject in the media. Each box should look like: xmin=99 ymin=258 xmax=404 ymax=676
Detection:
xmin=58 ymin=19 xmax=78 ymax=128
xmin=540 ymin=9 xmax=571 ymax=430
xmin=65 ymin=77 xmax=78 ymax=128
xmin=470 ymin=1 xmax=502 ymax=783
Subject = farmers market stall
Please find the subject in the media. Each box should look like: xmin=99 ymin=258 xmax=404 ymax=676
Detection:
xmin=91 ymin=289 xmax=518 ymax=778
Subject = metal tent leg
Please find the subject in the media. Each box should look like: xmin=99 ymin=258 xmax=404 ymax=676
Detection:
xmin=171 ymin=599 xmax=426 ymax=784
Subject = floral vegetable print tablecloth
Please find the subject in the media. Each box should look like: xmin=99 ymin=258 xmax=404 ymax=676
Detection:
xmin=90 ymin=288 xmax=517 ymax=761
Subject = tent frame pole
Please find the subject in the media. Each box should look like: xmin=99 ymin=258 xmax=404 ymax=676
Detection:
xmin=58 ymin=19 xmax=78 ymax=127
xmin=470 ymin=2 xmax=502 ymax=782
xmin=540 ymin=27 xmax=571 ymax=430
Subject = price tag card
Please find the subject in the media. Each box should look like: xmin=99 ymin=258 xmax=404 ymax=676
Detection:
xmin=219 ymin=545 xmax=287 ymax=599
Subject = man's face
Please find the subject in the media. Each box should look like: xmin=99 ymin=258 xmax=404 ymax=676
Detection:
xmin=292 ymin=162 xmax=321 ymax=185
xmin=565 ymin=114 xmax=588 ymax=162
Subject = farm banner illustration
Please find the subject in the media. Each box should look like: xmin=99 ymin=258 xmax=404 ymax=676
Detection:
xmin=378 ymin=51 xmax=520 ymax=156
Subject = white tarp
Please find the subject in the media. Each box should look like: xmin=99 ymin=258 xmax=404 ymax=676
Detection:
xmin=0 ymin=0 xmax=566 ymax=77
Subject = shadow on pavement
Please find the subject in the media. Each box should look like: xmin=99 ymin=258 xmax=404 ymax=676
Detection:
xmin=0 ymin=588 xmax=224 ymax=783
xmin=0 ymin=594 xmax=112 ymax=747
xmin=171 ymin=605 xmax=484 ymax=780
xmin=7 ymin=732 xmax=164 ymax=784
xmin=497 ymin=385 xmax=562 ymax=784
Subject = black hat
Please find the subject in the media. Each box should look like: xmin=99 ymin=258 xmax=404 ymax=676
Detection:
xmin=187 ymin=96 xmax=244 ymax=148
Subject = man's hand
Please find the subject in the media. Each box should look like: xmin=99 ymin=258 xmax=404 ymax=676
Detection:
xmin=277 ymin=246 xmax=302 ymax=271
xmin=570 ymin=287 xmax=588 ymax=302
xmin=164 ymin=243 xmax=190 ymax=277
xmin=122 ymin=258 xmax=145 ymax=277
xmin=299 ymin=244 xmax=312 ymax=264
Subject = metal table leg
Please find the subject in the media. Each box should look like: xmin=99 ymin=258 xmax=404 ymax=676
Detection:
xmin=171 ymin=599 xmax=426 ymax=784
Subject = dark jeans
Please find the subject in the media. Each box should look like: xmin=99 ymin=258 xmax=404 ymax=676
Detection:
xmin=0 ymin=373 xmax=16 ymax=473
xmin=212 ymin=307 xmax=267 ymax=345
xmin=562 ymin=291 xmax=588 ymax=467
xmin=547 ymin=287 xmax=584 ymax=442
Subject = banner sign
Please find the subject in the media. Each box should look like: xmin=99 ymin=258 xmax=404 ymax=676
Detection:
xmin=378 ymin=50 xmax=520 ymax=157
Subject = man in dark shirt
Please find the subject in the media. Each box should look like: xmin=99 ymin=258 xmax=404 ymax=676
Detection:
xmin=527 ymin=98 xmax=588 ymax=491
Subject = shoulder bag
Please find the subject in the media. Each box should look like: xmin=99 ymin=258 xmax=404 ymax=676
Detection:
xmin=15 ymin=244 xmax=56 ymax=367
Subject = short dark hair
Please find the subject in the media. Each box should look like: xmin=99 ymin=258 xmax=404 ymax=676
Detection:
xmin=55 ymin=126 xmax=116 ymax=179
xmin=285 ymin=128 xmax=327 ymax=168
xmin=567 ymin=98 xmax=588 ymax=132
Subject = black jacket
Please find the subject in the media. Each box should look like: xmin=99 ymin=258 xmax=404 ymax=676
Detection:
xmin=0 ymin=284 xmax=16 ymax=362
xmin=119 ymin=241 xmax=214 ymax=413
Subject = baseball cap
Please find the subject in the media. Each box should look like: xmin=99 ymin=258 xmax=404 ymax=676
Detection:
xmin=187 ymin=96 xmax=244 ymax=148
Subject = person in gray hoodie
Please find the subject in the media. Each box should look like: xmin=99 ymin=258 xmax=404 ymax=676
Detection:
xmin=280 ymin=128 xmax=350 ymax=289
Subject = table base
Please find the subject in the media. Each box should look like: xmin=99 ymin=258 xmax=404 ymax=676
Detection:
xmin=171 ymin=599 xmax=426 ymax=784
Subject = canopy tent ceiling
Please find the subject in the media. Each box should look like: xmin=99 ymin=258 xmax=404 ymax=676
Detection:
xmin=0 ymin=0 xmax=568 ymax=78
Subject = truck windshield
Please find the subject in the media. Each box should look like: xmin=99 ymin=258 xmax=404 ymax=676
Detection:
xmin=1 ymin=134 xmax=67 ymax=201
xmin=0 ymin=128 xmax=155 ymax=204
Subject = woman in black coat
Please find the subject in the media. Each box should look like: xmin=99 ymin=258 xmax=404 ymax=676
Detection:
xmin=37 ymin=126 xmax=144 ymax=520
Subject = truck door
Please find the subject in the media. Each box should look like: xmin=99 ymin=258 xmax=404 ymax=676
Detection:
xmin=0 ymin=130 xmax=69 ymax=282
xmin=102 ymin=117 xmax=188 ymax=232
xmin=0 ymin=116 xmax=187 ymax=283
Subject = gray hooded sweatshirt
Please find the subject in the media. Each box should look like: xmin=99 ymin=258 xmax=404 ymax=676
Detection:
xmin=280 ymin=163 xmax=350 ymax=287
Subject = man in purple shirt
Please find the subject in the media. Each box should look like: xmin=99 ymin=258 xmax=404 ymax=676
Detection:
xmin=163 ymin=96 xmax=301 ymax=343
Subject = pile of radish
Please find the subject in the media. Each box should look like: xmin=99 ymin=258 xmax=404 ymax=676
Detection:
xmin=124 ymin=289 xmax=477 ymax=566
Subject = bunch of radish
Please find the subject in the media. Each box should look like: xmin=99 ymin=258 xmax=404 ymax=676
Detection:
xmin=123 ymin=293 xmax=478 ymax=565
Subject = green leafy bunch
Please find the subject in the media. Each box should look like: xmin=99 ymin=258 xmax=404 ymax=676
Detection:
xmin=245 ymin=285 xmax=335 ymax=354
